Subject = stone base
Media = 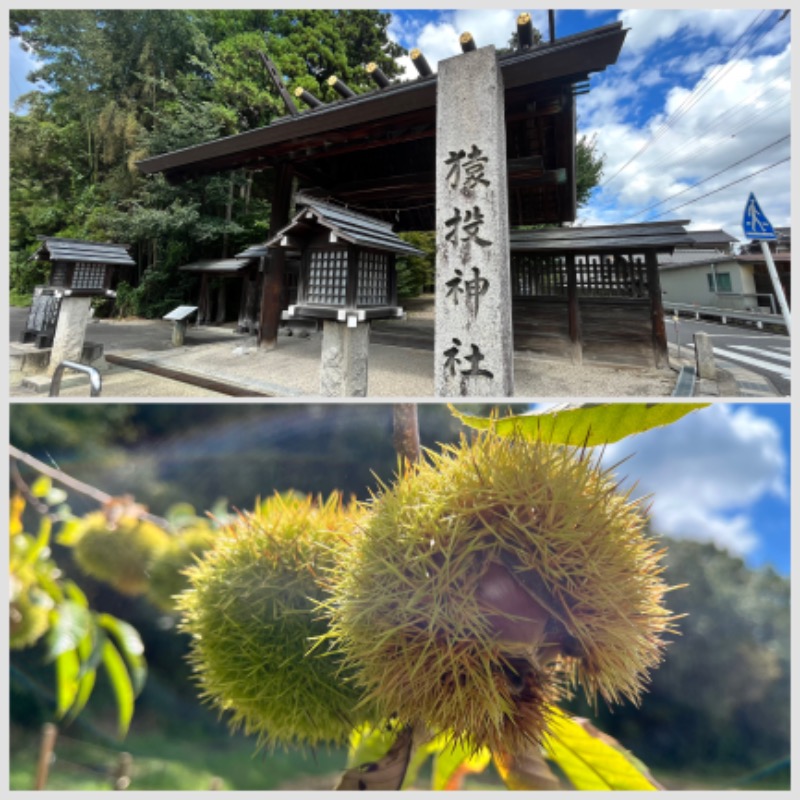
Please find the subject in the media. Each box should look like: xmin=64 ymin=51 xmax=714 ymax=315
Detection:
xmin=320 ymin=320 xmax=369 ymax=397
xmin=10 ymin=341 xmax=107 ymax=387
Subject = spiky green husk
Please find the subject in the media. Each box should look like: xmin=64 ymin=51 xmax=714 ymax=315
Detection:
xmin=73 ymin=512 xmax=171 ymax=595
xmin=10 ymin=585 xmax=53 ymax=650
xmin=147 ymin=526 xmax=216 ymax=611
xmin=326 ymin=434 xmax=676 ymax=755
xmin=177 ymin=492 xmax=376 ymax=749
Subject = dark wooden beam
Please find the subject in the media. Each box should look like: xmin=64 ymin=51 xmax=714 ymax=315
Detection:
xmin=259 ymin=52 xmax=299 ymax=117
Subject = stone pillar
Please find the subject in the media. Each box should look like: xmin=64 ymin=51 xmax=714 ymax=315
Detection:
xmin=172 ymin=320 xmax=188 ymax=347
xmin=47 ymin=296 xmax=93 ymax=376
xmin=320 ymin=320 xmax=369 ymax=397
xmin=694 ymin=331 xmax=717 ymax=380
xmin=434 ymin=45 xmax=513 ymax=397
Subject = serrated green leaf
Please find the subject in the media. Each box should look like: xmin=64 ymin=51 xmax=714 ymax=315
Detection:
xmin=453 ymin=402 xmax=708 ymax=446
xmin=431 ymin=739 xmax=491 ymax=790
xmin=46 ymin=601 xmax=92 ymax=660
xmin=66 ymin=626 xmax=100 ymax=723
xmin=102 ymin=639 xmax=135 ymax=739
xmin=542 ymin=708 xmax=660 ymax=790
xmin=54 ymin=647 xmax=80 ymax=719
xmin=98 ymin=613 xmax=147 ymax=695
xmin=31 ymin=475 xmax=52 ymax=498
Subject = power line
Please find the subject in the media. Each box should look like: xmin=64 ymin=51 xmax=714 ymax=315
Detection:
xmin=646 ymin=156 xmax=789 ymax=220
xmin=601 ymin=9 xmax=787 ymax=188
xmin=643 ymin=71 xmax=789 ymax=173
xmin=623 ymin=134 xmax=790 ymax=221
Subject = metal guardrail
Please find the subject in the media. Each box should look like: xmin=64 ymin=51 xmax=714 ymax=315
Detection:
xmin=49 ymin=361 xmax=102 ymax=397
xmin=664 ymin=302 xmax=788 ymax=330
xmin=672 ymin=365 xmax=696 ymax=397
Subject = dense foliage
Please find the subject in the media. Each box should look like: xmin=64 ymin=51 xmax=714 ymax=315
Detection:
xmin=9 ymin=10 xmax=405 ymax=315
xmin=10 ymin=10 xmax=604 ymax=315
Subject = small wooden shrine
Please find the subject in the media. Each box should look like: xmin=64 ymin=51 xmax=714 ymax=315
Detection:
xmin=266 ymin=197 xmax=422 ymax=325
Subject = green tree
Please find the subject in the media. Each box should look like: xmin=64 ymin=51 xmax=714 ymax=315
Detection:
xmin=576 ymin=133 xmax=605 ymax=208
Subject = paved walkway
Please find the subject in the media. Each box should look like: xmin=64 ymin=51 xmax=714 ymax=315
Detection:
xmin=9 ymin=308 xmax=780 ymax=399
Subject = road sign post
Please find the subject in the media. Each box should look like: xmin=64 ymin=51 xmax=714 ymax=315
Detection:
xmin=742 ymin=193 xmax=790 ymax=335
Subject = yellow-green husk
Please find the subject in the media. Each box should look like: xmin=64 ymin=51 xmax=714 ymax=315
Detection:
xmin=177 ymin=492 xmax=375 ymax=749
xmin=72 ymin=512 xmax=171 ymax=595
xmin=147 ymin=526 xmax=216 ymax=610
xmin=326 ymin=434 xmax=676 ymax=755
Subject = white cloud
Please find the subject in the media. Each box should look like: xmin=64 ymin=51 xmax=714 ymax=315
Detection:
xmin=578 ymin=44 xmax=790 ymax=235
xmin=388 ymin=9 xmax=550 ymax=72
xmin=601 ymin=406 xmax=787 ymax=556
xmin=618 ymin=9 xmax=776 ymax=54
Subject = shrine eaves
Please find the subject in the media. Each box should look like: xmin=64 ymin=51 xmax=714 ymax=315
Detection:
xmin=137 ymin=22 xmax=627 ymax=232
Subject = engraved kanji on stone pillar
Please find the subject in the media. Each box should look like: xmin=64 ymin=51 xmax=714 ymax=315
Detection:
xmin=435 ymin=45 xmax=513 ymax=396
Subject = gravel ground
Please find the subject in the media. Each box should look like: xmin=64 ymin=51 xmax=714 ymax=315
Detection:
xmin=14 ymin=331 xmax=678 ymax=399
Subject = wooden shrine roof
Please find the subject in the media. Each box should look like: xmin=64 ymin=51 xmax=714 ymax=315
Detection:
xmin=137 ymin=22 xmax=627 ymax=231
xmin=33 ymin=237 xmax=136 ymax=267
xmin=266 ymin=196 xmax=424 ymax=256
xmin=510 ymin=220 xmax=695 ymax=254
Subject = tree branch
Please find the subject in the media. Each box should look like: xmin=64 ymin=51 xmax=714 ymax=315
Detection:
xmin=9 ymin=444 xmax=171 ymax=530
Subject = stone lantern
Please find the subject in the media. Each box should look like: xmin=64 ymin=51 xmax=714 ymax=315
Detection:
xmin=27 ymin=237 xmax=135 ymax=373
xmin=266 ymin=197 xmax=422 ymax=395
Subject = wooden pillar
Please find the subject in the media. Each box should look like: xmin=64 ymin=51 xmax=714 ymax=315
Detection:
xmin=198 ymin=274 xmax=210 ymax=324
xmin=566 ymin=253 xmax=582 ymax=364
xmin=646 ymin=250 xmax=668 ymax=367
xmin=215 ymin=279 xmax=226 ymax=325
xmin=238 ymin=267 xmax=259 ymax=333
xmin=259 ymin=163 xmax=294 ymax=348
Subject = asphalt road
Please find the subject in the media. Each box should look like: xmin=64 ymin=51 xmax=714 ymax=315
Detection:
xmin=665 ymin=315 xmax=791 ymax=396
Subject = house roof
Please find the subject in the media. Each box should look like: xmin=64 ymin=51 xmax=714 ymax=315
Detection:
xmin=266 ymin=197 xmax=424 ymax=256
xmin=677 ymin=229 xmax=738 ymax=248
xmin=509 ymin=220 xmax=694 ymax=253
xmin=136 ymin=22 xmax=627 ymax=231
xmin=33 ymin=237 xmax=135 ymax=267
xmin=658 ymin=249 xmax=735 ymax=270
xmin=178 ymin=257 xmax=256 ymax=273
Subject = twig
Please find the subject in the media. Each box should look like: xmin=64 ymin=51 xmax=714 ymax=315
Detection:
xmin=9 ymin=444 xmax=171 ymax=530
xmin=10 ymin=459 xmax=55 ymax=520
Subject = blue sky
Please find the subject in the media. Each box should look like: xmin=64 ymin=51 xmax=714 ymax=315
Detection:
xmin=9 ymin=8 xmax=790 ymax=243
xmin=384 ymin=8 xmax=790 ymax=242
xmin=595 ymin=402 xmax=791 ymax=576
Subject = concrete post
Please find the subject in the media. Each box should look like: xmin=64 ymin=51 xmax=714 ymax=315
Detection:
xmin=434 ymin=45 xmax=513 ymax=396
xmin=320 ymin=319 xmax=369 ymax=397
xmin=47 ymin=296 xmax=92 ymax=376
xmin=694 ymin=331 xmax=717 ymax=380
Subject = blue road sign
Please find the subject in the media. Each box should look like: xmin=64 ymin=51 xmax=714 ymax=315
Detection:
xmin=742 ymin=192 xmax=776 ymax=240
